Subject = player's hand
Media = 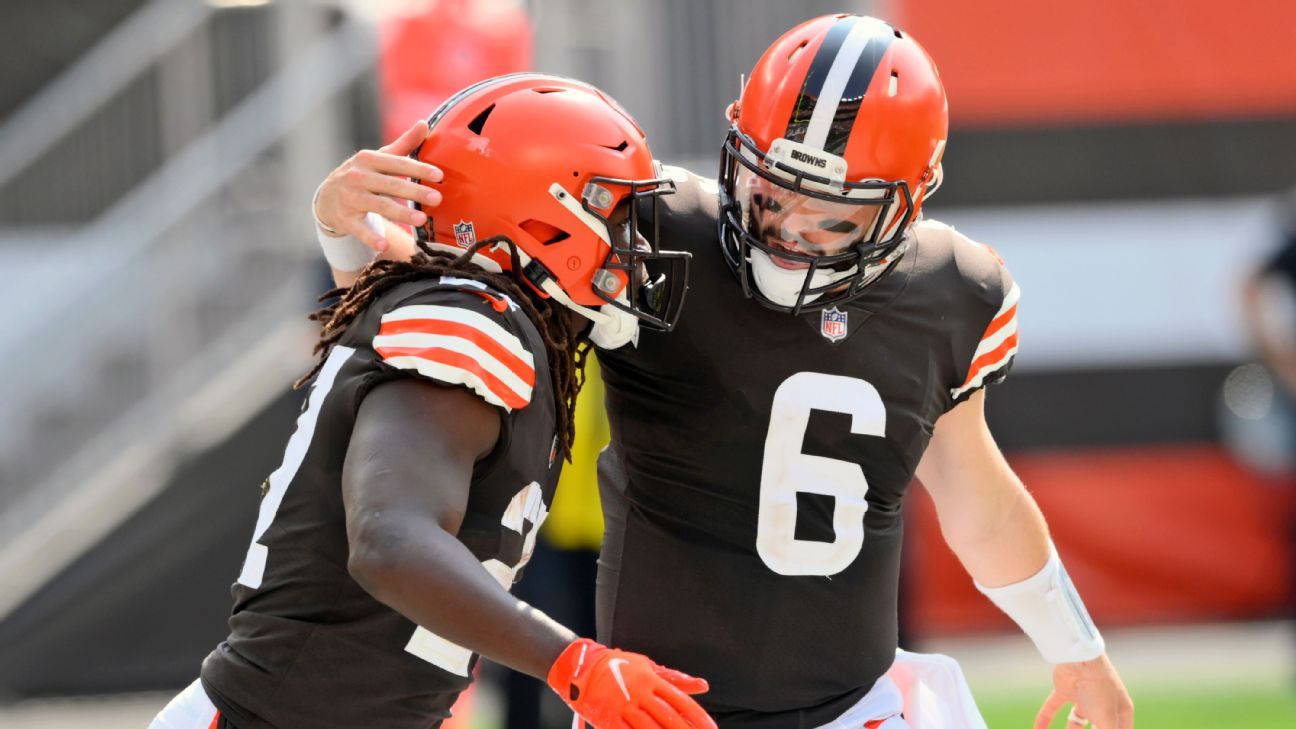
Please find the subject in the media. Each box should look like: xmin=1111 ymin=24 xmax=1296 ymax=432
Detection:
xmin=1035 ymin=653 xmax=1133 ymax=729
xmin=313 ymin=119 xmax=443 ymax=252
xmin=548 ymin=638 xmax=717 ymax=729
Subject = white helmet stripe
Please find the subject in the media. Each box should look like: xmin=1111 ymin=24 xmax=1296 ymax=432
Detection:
xmin=798 ymin=17 xmax=891 ymax=150
xmin=803 ymin=19 xmax=885 ymax=150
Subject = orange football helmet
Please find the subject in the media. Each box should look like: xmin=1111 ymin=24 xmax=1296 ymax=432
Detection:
xmin=411 ymin=73 xmax=689 ymax=333
xmin=719 ymin=15 xmax=948 ymax=314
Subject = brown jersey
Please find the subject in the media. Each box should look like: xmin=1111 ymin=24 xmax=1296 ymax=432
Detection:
xmin=201 ymin=277 xmax=561 ymax=729
xmin=595 ymin=168 xmax=1017 ymax=728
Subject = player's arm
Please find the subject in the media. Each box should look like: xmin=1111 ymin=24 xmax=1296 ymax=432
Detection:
xmin=342 ymin=377 xmax=571 ymax=676
xmin=916 ymin=389 xmax=1048 ymax=584
xmin=916 ymin=390 xmax=1133 ymax=729
xmin=343 ymin=377 xmax=716 ymax=729
xmin=314 ymin=121 xmax=436 ymax=287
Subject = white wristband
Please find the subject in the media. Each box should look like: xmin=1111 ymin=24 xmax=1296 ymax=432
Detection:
xmin=315 ymin=212 xmax=385 ymax=273
xmin=975 ymin=543 xmax=1105 ymax=664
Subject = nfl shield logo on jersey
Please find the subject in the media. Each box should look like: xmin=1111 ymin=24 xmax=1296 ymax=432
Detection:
xmin=453 ymin=220 xmax=477 ymax=249
xmin=820 ymin=307 xmax=848 ymax=343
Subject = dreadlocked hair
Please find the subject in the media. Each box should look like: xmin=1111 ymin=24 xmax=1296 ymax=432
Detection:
xmin=297 ymin=236 xmax=592 ymax=461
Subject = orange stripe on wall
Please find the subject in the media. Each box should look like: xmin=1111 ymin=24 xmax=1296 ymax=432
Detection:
xmin=906 ymin=444 xmax=1294 ymax=636
xmin=888 ymin=0 xmax=1296 ymax=126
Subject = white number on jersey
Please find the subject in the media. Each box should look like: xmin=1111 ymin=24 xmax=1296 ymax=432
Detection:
xmin=756 ymin=371 xmax=886 ymax=576
xmin=234 ymin=343 xmax=549 ymax=676
xmin=404 ymin=481 xmax=549 ymax=675
xmin=237 ymin=346 xmax=355 ymax=589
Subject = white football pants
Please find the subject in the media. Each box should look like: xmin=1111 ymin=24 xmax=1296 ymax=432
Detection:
xmin=815 ymin=649 xmax=988 ymax=729
xmin=148 ymin=679 xmax=219 ymax=729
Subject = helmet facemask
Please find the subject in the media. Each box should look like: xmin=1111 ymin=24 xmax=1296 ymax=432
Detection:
xmin=719 ymin=127 xmax=914 ymax=315
xmin=525 ymin=170 xmax=690 ymax=335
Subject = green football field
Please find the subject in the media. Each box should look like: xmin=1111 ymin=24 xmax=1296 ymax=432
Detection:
xmin=977 ymin=683 xmax=1296 ymax=728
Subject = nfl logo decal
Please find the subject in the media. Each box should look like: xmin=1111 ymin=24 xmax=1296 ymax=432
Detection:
xmin=453 ymin=220 xmax=477 ymax=249
xmin=820 ymin=306 xmax=848 ymax=343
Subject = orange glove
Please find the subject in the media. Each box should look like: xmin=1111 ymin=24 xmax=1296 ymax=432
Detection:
xmin=547 ymin=638 xmax=717 ymax=729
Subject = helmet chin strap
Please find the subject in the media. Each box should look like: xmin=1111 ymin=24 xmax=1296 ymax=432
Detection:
xmin=549 ymin=182 xmax=612 ymax=245
xmin=748 ymin=249 xmax=842 ymax=308
xmin=494 ymin=183 xmax=639 ymax=349
xmin=512 ymin=246 xmax=610 ymax=324
xmin=532 ymin=263 xmax=640 ymax=349
xmin=499 ymin=182 xmax=612 ymax=325
xmin=513 ymin=245 xmax=640 ymax=348
xmin=585 ymin=297 xmax=640 ymax=349
xmin=541 ymin=182 xmax=643 ymax=348
xmin=540 ymin=276 xmax=610 ymax=324
xmin=746 ymin=238 xmax=909 ymax=309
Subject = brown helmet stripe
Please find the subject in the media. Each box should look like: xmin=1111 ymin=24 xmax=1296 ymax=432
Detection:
xmin=821 ymin=25 xmax=895 ymax=155
xmin=785 ymin=16 xmax=859 ymax=144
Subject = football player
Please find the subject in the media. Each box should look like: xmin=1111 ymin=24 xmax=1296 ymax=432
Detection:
xmin=150 ymin=75 xmax=714 ymax=729
xmin=311 ymin=15 xmax=1134 ymax=729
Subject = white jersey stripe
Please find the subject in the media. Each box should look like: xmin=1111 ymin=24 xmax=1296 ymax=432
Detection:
xmin=803 ymin=19 xmax=885 ymax=150
xmin=437 ymin=276 xmax=520 ymax=310
xmin=238 ymin=345 xmax=355 ymax=588
xmin=969 ymin=282 xmax=1021 ymax=359
xmin=950 ymin=343 xmax=1019 ymax=400
xmin=381 ymin=304 xmax=533 ymax=369
xmin=971 ymin=314 xmax=1018 ymax=360
xmin=996 ymin=282 xmax=1022 ymax=317
xmin=951 ymin=282 xmax=1022 ymax=399
xmin=381 ymin=355 xmax=527 ymax=410
xmin=373 ymin=331 xmax=534 ymax=401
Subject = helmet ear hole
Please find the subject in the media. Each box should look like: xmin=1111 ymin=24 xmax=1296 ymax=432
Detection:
xmin=520 ymin=219 xmax=571 ymax=246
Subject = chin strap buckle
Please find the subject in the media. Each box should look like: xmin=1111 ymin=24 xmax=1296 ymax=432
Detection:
xmin=524 ymin=259 xmax=554 ymax=290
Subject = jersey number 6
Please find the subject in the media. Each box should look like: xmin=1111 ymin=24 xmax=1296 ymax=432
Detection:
xmin=756 ymin=372 xmax=885 ymax=576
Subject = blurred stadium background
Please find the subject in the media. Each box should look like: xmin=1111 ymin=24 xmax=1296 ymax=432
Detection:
xmin=0 ymin=0 xmax=1293 ymax=727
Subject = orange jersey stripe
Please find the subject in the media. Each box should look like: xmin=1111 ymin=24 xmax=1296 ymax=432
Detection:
xmin=375 ymin=345 xmax=531 ymax=409
xmin=960 ymin=331 xmax=1019 ymax=387
xmin=981 ymin=303 xmax=1017 ymax=342
xmin=208 ymin=712 xmax=220 ymax=729
xmin=378 ymin=318 xmax=534 ymax=386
